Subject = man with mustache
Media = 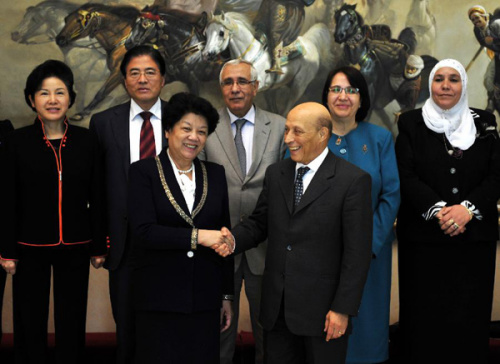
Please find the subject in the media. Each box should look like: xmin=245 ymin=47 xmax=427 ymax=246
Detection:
xmin=199 ymin=59 xmax=286 ymax=364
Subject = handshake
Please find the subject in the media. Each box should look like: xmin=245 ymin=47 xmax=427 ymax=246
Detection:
xmin=198 ymin=227 xmax=235 ymax=257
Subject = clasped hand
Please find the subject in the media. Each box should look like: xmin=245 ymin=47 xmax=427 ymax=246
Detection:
xmin=198 ymin=227 xmax=235 ymax=257
xmin=436 ymin=205 xmax=471 ymax=237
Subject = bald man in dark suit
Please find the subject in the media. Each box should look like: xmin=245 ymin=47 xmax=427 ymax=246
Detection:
xmin=227 ymin=103 xmax=372 ymax=363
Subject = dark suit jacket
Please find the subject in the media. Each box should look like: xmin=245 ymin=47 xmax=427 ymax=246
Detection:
xmin=127 ymin=149 xmax=234 ymax=312
xmin=395 ymin=108 xmax=500 ymax=243
xmin=232 ymin=151 xmax=373 ymax=337
xmin=89 ymin=101 xmax=167 ymax=270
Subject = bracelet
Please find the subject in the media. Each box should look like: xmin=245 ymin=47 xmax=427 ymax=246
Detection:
xmin=191 ymin=228 xmax=198 ymax=250
xmin=462 ymin=205 xmax=473 ymax=221
xmin=466 ymin=207 xmax=474 ymax=221
xmin=222 ymin=294 xmax=235 ymax=301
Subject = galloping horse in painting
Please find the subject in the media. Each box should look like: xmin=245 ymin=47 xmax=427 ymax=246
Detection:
xmin=405 ymin=0 xmax=436 ymax=55
xmin=202 ymin=12 xmax=332 ymax=114
xmin=125 ymin=7 xmax=227 ymax=94
xmin=11 ymin=0 xmax=108 ymax=113
xmin=334 ymin=3 xmax=437 ymax=130
xmin=56 ymin=3 xmax=140 ymax=120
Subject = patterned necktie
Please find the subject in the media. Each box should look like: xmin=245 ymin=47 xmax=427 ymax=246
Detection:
xmin=294 ymin=166 xmax=310 ymax=207
xmin=140 ymin=111 xmax=156 ymax=159
xmin=234 ymin=118 xmax=247 ymax=177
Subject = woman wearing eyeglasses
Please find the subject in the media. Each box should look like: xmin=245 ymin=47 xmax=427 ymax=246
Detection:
xmin=321 ymin=66 xmax=400 ymax=364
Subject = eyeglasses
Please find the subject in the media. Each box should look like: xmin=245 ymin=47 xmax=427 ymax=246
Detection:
xmin=220 ymin=78 xmax=256 ymax=88
xmin=128 ymin=69 xmax=159 ymax=80
xmin=329 ymin=86 xmax=359 ymax=95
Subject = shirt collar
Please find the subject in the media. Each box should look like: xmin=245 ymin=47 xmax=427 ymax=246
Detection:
xmin=227 ymin=105 xmax=256 ymax=125
xmin=130 ymin=98 xmax=162 ymax=121
xmin=295 ymin=147 xmax=329 ymax=174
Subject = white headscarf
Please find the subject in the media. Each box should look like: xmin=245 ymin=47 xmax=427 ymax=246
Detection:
xmin=422 ymin=58 xmax=476 ymax=150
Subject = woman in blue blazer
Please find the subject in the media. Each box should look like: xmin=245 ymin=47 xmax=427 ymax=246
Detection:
xmin=322 ymin=66 xmax=401 ymax=364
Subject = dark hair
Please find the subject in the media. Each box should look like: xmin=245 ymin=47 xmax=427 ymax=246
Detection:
xmin=120 ymin=45 xmax=166 ymax=77
xmin=321 ymin=66 xmax=371 ymax=122
xmin=163 ymin=93 xmax=219 ymax=135
xmin=24 ymin=60 xmax=76 ymax=111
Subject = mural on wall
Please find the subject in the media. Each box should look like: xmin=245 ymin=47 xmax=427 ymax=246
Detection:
xmin=3 ymin=0 xmax=500 ymax=134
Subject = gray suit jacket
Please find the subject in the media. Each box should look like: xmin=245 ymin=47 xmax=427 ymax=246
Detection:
xmin=232 ymin=152 xmax=373 ymax=336
xmin=89 ymin=100 xmax=167 ymax=270
xmin=199 ymin=106 xmax=286 ymax=274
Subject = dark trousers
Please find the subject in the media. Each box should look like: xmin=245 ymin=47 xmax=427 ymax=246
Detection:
xmin=109 ymin=250 xmax=135 ymax=364
xmin=135 ymin=309 xmax=220 ymax=364
xmin=264 ymin=299 xmax=348 ymax=364
xmin=13 ymin=247 xmax=89 ymax=364
xmin=0 ymin=269 xmax=6 ymax=345
xmin=220 ymin=254 xmax=264 ymax=364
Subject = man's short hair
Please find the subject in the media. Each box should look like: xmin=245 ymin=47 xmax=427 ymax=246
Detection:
xmin=219 ymin=59 xmax=258 ymax=83
xmin=120 ymin=45 xmax=166 ymax=77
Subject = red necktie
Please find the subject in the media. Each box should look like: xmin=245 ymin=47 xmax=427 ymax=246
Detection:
xmin=140 ymin=111 xmax=156 ymax=159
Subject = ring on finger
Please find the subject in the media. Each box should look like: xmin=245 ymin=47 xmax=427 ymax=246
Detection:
xmin=453 ymin=222 xmax=460 ymax=230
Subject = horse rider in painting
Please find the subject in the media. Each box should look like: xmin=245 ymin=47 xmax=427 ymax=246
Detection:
xmin=393 ymin=54 xmax=425 ymax=119
xmin=468 ymin=5 xmax=500 ymax=112
xmin=253 ymin=0 xmax=315 ymax=74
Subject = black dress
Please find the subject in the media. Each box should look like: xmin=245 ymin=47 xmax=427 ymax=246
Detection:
xmin=128 ymin=149 xmax=234 ymax=364
xmin=395 ymin=108 xmax=500 ymax=364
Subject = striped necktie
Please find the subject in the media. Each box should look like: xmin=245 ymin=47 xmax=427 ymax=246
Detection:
xmin=140 ymin=111 xmax=156 ymax=159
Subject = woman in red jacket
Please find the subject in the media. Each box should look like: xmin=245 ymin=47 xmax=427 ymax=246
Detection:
xmin=0 ymin=60 xmax=107 ymax=364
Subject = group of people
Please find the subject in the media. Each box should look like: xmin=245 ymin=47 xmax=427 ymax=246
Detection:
xmin=0 ymin=42 xmax=499 ymax=364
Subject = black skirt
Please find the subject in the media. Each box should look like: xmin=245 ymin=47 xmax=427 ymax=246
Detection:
xmin=135 ymin=308 xmax=220 ymax=364
xmin=398 ymin=239 xmax=496 ymax=364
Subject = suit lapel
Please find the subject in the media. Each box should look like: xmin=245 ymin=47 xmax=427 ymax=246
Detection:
xmin=246 ymin=107 xmax=271 ymax=181
xmin=294 ymin=152 xmax=336 ymax=215
xmin=215 ymin=109 xmax=245 ymax=181
xmin=278 ymin=160 xmax=297 ymax=215
xmin=110 ymin=103 xmax=131 ymax=178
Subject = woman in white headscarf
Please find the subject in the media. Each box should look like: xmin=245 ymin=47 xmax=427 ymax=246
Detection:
xmin=395 ymin=59 xmax=500 ymax=364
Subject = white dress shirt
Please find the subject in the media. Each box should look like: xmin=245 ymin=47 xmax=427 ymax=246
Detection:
xmin=167 ymin=148 xmax=196 ymax=214
xmin=295 ymin=147 xmax=329 ymax=193
xmin=227 ymin=106 xmax=256 ymax=174
xmin=129 ymin=98 xmax=163 ymax=164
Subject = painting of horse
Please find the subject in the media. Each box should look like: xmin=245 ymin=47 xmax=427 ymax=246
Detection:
xmin=405 ymin=0 xmax=436 ymax=55
xmin=55 ymin=3 xmax=140 ymax=120
xmin=125 ymin=6 xmax=228 ymax=95
xmin=11 ymin=0 xmax=109 ymax=113
xmin=202 ymin=11 xmax=332 ymax=114
xmin=334 ymin=3 xmax=438 ymax=131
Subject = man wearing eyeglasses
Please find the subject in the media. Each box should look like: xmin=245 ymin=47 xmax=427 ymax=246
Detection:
xmin=89 ymin=45 xmax=167 ymax=364
xmin=199 ymin=59 xmax=286 ymax=364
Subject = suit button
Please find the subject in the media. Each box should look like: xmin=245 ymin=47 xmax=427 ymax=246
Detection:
xmin=340 ymin=148 xmax=347 ymax=155
xmin=452 ymin=188 xmax=459 ymax=194
xmin=286 ymin=245 xmax=292 ymax=251
xmin=187 ymin=251 xmax=194 ymax=258
xmin=450 ymin=168 xmax=456 ymax=174
xmin=240 ymin=214 xmax=246 ymax=222
xmin=241 ymin=185 xmax=247 ymax=191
